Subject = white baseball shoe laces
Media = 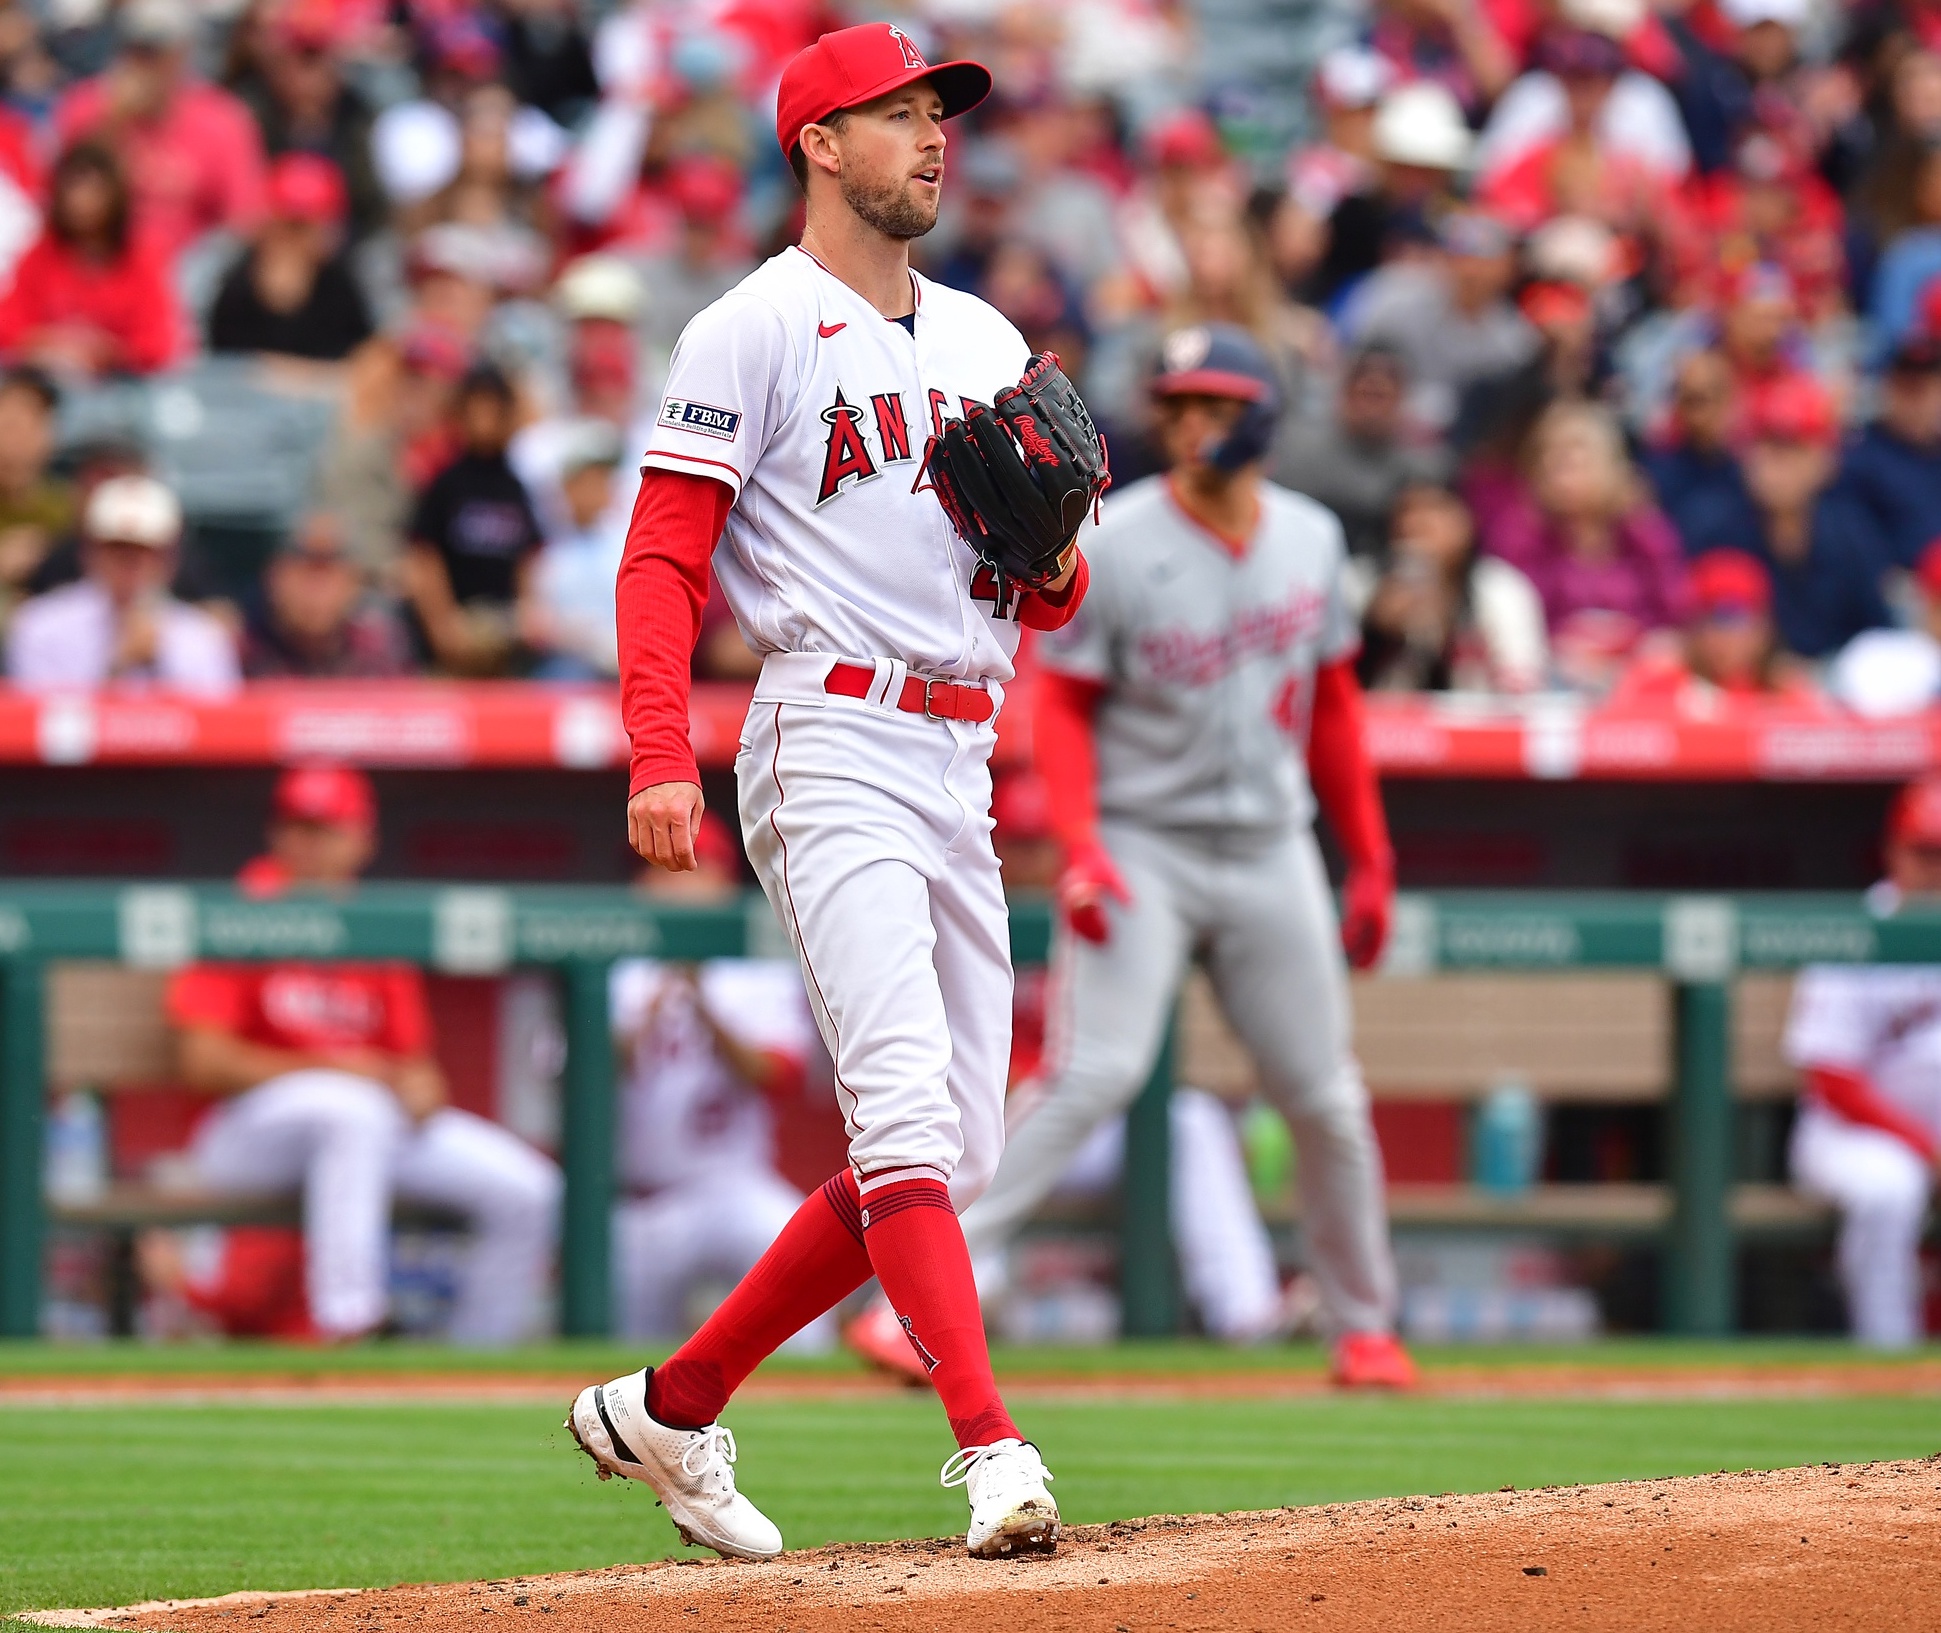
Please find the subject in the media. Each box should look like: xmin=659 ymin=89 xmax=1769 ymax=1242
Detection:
xmin=567 ymin=1369 xmax=783 ymax=1560
xmin=942 ymin=1438 xmax=1060 ymax=1557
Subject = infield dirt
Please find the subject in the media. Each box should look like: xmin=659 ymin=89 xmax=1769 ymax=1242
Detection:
xmin=33 ymin=1458 xmax=1941 ymax=1633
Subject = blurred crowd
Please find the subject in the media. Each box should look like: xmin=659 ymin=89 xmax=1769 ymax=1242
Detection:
xmin=1 ymin=0 xmax=1941 ymax=710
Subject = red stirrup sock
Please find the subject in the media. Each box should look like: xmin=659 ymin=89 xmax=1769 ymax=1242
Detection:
xmin=861 ymin=1175 xmax=1021 ymax=1449
xmin=646 ymin=1170 xmax=871 ymax=1429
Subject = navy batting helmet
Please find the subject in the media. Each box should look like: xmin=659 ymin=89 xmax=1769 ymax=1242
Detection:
xmin=1151 ymin=323 xmax=1283 ymax=472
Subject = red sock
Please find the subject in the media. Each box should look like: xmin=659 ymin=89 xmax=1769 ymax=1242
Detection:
xmin=646 ymin=1171 xmax=871 ymax=1428
xmin=861 ymin=1176 xmax=1020 ymax=1449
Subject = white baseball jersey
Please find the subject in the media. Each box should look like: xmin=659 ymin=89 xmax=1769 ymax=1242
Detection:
xmin=1784 ymin=964 xmax=1941 ymax=1135
xmin=1038 ymin=474 xmax=1357 ymax=832
xmin=609 ymin=958 xmax=817 ymax=1192
xmin=639 ymin=245 xmax=1033 ymax=679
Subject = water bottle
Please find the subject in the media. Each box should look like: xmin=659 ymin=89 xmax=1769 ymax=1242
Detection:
xmin=1470 ymin=1078 xmax=1542 ymax=1196
xmin=45 ymin=1090 xmax=107 ymax=1205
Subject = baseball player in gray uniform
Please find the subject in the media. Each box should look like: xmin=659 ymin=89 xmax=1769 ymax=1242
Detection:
xmin=958 ymin=323 xmax=1415 ymax=1387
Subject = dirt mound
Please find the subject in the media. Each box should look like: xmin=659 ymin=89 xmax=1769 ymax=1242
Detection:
xmin=34 ymin=1460 xmax=1941 ymax=1633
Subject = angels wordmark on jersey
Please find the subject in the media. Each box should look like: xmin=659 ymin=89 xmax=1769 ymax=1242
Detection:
xmin=640 ymin=245 xmax=1039 ymax=672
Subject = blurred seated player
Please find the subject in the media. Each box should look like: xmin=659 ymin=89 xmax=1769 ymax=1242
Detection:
xmin=1783 ymin=775 xmax=1941 ymax=1347
xmin=1609 ymin=550 xmax=1816 ymax=705
xmin=401 ymin=362 xmax=546 ymax=676
xmin=957 ymin=327 xmax=1413 ymax=1387
xmin=167 ymin=765 xmax=561 ymax=1342
xmin=6 ymin=474 xmax=237 ymax=693
xmin=137 ymin=1224 xmax=316 ymax=1339
xmin=609 ymin=813 xmax=832 ymax=1349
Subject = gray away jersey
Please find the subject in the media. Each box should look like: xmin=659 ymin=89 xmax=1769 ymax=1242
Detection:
xmin=1039 ymin=474 xmax=1356 ymax=833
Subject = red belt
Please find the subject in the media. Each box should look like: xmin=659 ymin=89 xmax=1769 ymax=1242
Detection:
xmin=824 ymin=661 xmax=995 ymax=724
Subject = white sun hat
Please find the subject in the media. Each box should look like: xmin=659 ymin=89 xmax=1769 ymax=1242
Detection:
xmin=1373 ymin=82 xmax=1475 ymax=171
xmin=85 ymin=474 xmax=183 ymax=549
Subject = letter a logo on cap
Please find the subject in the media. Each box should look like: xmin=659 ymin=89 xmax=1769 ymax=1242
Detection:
xmin=888 ymin=24 xmax=926 ymax=69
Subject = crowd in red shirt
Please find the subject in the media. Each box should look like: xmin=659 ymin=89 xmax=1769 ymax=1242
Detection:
xmin=0 ymin=0 xmax=1926 ymax=715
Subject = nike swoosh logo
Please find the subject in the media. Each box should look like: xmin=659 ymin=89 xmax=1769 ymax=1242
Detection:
xmin=818 ymin=322 xmax=847 ymax=338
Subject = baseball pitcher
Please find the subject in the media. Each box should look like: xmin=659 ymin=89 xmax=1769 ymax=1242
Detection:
xmin=957 ymin=324 xmax=1416 ymax=1389
xmin=570 ymin=22 xmax=1105 ymax=1561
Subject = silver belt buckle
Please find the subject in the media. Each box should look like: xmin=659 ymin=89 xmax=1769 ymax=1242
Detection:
xmin=921 ymin=677 xmax=951 ymax=720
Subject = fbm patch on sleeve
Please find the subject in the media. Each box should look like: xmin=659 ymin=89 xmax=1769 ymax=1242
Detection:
xmin=658 ymin=398 xmax=743 ymax=441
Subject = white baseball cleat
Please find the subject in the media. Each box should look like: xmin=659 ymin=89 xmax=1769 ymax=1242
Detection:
xmin=566 ymin=1368 xmax=783 ymax=1560
xmin=942 ymin=1438 xmax=1060 ymax=1558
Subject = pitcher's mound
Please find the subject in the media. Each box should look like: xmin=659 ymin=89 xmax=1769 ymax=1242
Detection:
xmin=33 ymin=1459 xmax=1941 ymax=1633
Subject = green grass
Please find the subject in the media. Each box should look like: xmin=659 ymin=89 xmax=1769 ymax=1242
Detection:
xmin=3 ymin=1391 xmax=1939 ymax=1616
xmin=0 ymin=1334 xmax=1916 ymax=1379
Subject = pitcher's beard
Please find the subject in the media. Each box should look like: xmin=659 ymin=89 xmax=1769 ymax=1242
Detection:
xmin=841 ymin=170 xmax=938 ymax=240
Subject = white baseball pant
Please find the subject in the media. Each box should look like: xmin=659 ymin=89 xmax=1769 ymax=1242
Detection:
xmin=611 ymin=1166 xmax=837 ymax=1350
xmin=736 ymin=661 xmax=1011 ymax=1205
xmin=191 ymin=1069 xmax=562 ymax=1342
xmin=1791 ymin=1105 xmax=1932 ymax=1348
xmin=960 ymin=819 xmax=1398 ymax=1336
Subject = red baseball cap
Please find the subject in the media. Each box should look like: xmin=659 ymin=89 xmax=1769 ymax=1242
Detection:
xmin=266 ymin=154 xmax=347 ymax=226
xmin=269 ymin=0 xmax=341 ymax=53
xmin=1145 ymin=108 xmax=1225 ymax=169
xmin=670 ymin=152 xmax=743 ymax=224
xmin=1745 ymin=372 xmax=1838 ymax=446
xmin=1687 ymin=549 xmax=1771 ymax=619
xmin=1889 ymin=774 xmax=1941 ymax=848
xmin=398 ymin=323 xmax=471 ymax=382
xmin=273 ymin=764 xmax=376 ymax=831
xmin=1519 ymin=279 xmax=1593 ymax=330
xmin=570 ymin=320 xmax=636 ymax=390
xmin=774 ymin=22 xmax=991 ymax=160
xmin=693 ymin=811 xmax=741 ymax=873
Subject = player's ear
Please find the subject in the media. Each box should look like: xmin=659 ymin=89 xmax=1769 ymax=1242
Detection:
xmin=798 ymin=122 xmax=844 ymax=183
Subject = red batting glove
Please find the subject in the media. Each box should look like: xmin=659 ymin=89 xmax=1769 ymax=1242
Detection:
xmin=1340 ymin=864 xmax=1394 ymax=971
xmin=1058 ymin=836 xmax=1132 ymax=944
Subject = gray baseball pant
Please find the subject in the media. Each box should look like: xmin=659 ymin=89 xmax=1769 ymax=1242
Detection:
xmin=960 ymin=819 xmax=1399 ymax=1336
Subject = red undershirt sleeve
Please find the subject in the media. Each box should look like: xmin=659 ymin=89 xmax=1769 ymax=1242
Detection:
xmin=1034 ymin=669 xmax=1108 ymax=848
xmin=1805 ymin=1064 xmax=1941 ymax=1163
xmin=1307 ymin=657 xmax=1394 ymax=877
xmin=616 ymin=467 xmax=735 ymax=795
xmin=1018 ymin=552 xmax=1090 ymax=631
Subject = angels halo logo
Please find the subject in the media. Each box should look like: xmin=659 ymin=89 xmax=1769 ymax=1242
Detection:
xmin=888 ymin=24 xmax=926 ymax=69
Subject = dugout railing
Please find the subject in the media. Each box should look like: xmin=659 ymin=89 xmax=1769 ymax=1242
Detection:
xmin=0 ymin=884 xmax=1932 ymax=1342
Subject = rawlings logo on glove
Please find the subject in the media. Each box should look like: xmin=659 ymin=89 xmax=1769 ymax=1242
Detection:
xmin=914 ymin=353 xmax=1110 ymax=593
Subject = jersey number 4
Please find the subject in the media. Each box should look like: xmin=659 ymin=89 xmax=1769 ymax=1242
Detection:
xmin=970 ymin=563 xmax=1022 ymax=620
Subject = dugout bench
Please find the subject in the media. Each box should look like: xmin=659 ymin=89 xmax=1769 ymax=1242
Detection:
xmin=0 ymin=885 xmax=1935 ymax=1342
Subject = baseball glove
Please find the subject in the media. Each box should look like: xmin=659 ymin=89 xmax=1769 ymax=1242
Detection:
xmin=917 ymin=352 xmax=1110 ymax=592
